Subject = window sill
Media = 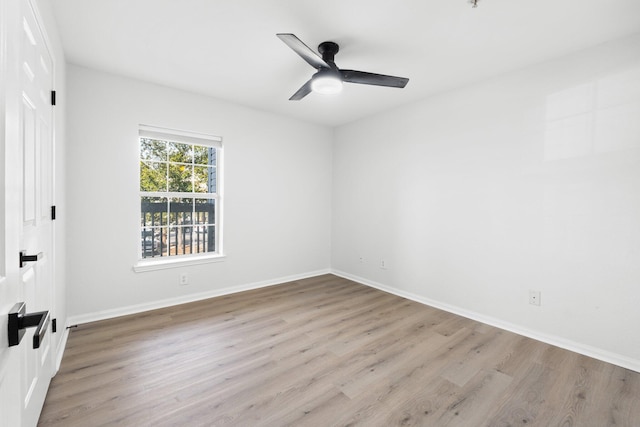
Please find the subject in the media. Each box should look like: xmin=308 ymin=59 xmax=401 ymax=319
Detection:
xmin=133 ymin=253 xmax=226 ymax=272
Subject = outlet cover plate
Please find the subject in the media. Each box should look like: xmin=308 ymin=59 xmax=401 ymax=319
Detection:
xmin=179 ymin=273 xmax=189 ymax=286
xmin=529 ymin=290 xmax=541 ymax=306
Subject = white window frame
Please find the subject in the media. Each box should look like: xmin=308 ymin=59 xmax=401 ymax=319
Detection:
xmin=134 ymin=125 xmax=224 ymax=272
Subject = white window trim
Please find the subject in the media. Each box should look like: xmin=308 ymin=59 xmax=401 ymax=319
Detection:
xmin=139 ymin=124 xmax=222 ymax=148
xmin=136 ymin=125 xmax=224 ymax=271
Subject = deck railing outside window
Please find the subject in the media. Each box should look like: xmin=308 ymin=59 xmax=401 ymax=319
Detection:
xmin=141 ymin=201 xmax=215 ymax=258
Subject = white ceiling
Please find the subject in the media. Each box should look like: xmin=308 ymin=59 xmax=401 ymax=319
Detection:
xmin=52 ymin=0 xmax=640 ymax=127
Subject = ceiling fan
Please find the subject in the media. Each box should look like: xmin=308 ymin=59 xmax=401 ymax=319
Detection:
xmin=277 ymin=33 xmax=409 ymax=100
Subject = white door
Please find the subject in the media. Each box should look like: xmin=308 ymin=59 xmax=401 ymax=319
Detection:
xmin=0 ymin=0 xmax=55 ymax=425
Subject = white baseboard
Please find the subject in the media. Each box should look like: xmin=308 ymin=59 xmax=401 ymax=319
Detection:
xmin=332 ymin=269 xmax=640 ymax=374
xmin=66 ymin=269 xmax=331 ymax=327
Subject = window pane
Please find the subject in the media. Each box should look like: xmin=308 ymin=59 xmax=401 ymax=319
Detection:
xmin=168 ymin=142 xmax=193 ymax=163
xmin=140 ymin=161 xmax=167 ymax=192
xmin=194 ymin=165 xmax=214 ymax=193
xmin=141 ymin=227 xmax=155 ymax=258
xmin=193 ymin=146 xmax=209 ymax=165
xmin=141 ymin=197 xmax=168 ymax=226
xmin=190 ymin=225 xmax=215 ymax=254
xmin=209 ymin=167 xmax=216 ymax=193
xmin=141 ymin=227 xmax=166 ymax=258
xmin=207 ymin=225 xmax=216 ymax=252
xmin=140 ymin=138 xmax=167 ymax=161
xmin=169 ymin=198 xmax=193 ymax=226
xmin=166 ymin=226 xmax=177 ymax=256
xmin=168 ymin=196 xmax=192 ymax=256
xmin=168 ymin=163 xmax=193 ymax=192
xmin=194 ymin=199 xmax=215 ymax=225
xmin=166 ymin=225 xmax=209 ymax=256
xmin=158 ymin=227 xmax=169 ymax=256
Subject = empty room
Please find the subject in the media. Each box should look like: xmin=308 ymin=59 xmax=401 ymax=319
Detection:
xmin=1 ymin=0 xmax=640 ymax=425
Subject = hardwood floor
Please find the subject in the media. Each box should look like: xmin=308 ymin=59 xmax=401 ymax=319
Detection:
xmin=39 ymin=274 xmax=640 ymax=426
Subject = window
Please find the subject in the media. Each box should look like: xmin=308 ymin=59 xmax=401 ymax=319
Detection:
xmin=138 ymin=125 xmax=222 ymax=261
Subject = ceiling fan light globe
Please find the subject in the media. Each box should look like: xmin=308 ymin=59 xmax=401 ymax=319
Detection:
xmin=311 ymin=74 xmax=343 ymax=95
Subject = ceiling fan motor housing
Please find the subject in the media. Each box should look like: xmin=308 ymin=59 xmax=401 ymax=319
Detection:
xmin=318 ymin=41 xmax=339 ymax=65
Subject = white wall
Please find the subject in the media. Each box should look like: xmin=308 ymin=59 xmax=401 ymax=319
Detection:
xmin=66 ymin=65 xmax=332 ymax=320
xmin=332 ymin=34 xmax=640 ymax=370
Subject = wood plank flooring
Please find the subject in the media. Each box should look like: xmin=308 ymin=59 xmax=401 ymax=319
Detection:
xmin=39 ymin=274 xmax=640 ymax=426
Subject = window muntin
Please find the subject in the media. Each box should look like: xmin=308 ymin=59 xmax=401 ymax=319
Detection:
xmin=139 ymin=126 xmax=221 ymax=259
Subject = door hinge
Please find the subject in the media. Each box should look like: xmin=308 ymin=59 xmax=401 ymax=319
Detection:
xmin=52 ymin=318 xmax=57 ymax=333
xmin=51 ymin=205 xmax=56 ymax=220
xmin=51 ymin=90 xmax=56 ymax=106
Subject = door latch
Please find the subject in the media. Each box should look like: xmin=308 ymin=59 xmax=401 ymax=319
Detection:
xmin=8 ymin=302 xmax=50 ymax=349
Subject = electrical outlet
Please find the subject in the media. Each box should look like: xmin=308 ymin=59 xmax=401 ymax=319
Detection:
xmin=179 ymin=273 xmax=189 ymax=286
xmin=529 ymin=290 xmax=541 ymax=306
xmin=380 ymin=259 xmax=388 ymax=270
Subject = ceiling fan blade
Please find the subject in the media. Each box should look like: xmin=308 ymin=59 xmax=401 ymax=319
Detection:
xmin=277 ymin=33 xmax=329 ymax=70
xmin=289 ymin=79 xmax=313 ymax=101
xmin=340 ymin=70 xmax=409 ymax=88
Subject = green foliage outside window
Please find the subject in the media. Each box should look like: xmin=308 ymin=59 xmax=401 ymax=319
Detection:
xmin=140 ymin=138 xmax=216 ymax=193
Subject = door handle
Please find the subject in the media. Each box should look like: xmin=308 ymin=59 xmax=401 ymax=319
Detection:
xmin=19 ymin=250 xmax=43 ymax=268
xmin=8 ymin=302 xmax=50 ymax=349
